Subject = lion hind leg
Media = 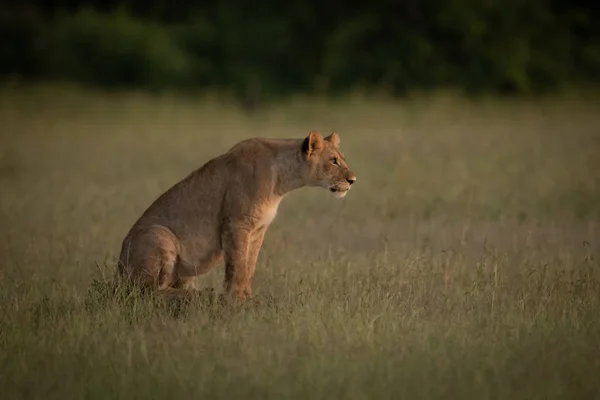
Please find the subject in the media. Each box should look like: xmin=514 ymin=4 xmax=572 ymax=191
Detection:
xmin=157 ymin=244 xmax=178 ymax=290
xmin=119 ymin=225 xmax=180 ymax=290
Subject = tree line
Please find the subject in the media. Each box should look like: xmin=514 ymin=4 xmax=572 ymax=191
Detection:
xmin=1 ymin=0 xmax=598 ymax=101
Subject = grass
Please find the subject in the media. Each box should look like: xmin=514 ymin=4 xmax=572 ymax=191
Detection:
xmin=1 ymin=83 xmax=600 ymax=399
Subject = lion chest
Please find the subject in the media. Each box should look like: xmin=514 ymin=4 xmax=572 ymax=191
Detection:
xmin=255 ymin=202 xmax=280 ymax=227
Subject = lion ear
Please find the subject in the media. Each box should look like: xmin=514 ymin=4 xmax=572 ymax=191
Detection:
xmin=325 ymin=132 xmax=340 ymax=148
xmin=302 ymin=130 xmax=324 ymax=157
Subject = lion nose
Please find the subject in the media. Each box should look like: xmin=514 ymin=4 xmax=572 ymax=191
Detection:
xmin=346 ymin=175 xmax=356 ymax=185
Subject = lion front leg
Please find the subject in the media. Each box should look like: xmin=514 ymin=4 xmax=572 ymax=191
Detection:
xmin=244 ymin=227 xmax=267 ymax=298
xmin=222 ymin=225 xmax=251 ymax=303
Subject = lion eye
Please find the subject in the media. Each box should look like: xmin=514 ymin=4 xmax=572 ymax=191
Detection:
xmin=331 ymin=158 xmax=339 ymax=166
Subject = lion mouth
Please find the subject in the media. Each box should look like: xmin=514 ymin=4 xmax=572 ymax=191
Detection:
xmin=328 ymin=184 xmax=350 ymax=198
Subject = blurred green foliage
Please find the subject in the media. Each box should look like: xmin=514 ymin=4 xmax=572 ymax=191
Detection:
xmin=0 ymin=1 xmax=598 ymax=98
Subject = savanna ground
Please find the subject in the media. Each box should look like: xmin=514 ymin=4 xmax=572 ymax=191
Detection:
xmin=1 ymin=84 xmax=600 ymax=399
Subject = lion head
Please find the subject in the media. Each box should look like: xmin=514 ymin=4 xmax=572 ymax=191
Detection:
xmin=302 ymin=130 xmax=356 ymax=198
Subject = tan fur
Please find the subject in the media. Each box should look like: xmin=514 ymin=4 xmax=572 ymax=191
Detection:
xmin=116 ymin=131 xmax=356 ymax=302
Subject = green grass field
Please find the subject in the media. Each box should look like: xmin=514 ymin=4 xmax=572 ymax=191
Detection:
xmin=1 ymin=84 xmax=600 ymax=399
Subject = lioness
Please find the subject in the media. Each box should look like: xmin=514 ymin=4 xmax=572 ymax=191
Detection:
xmin=116 ymin=130 xmax=356 ymax=302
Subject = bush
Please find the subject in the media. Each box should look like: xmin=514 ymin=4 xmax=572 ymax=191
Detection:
xmin=40 ymin=9 xmax=192 ymax=89
xmin=0 ymin=5 xmax=45 ymax=76
xmin=0 ymin=1 xmax=598 ymax=97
